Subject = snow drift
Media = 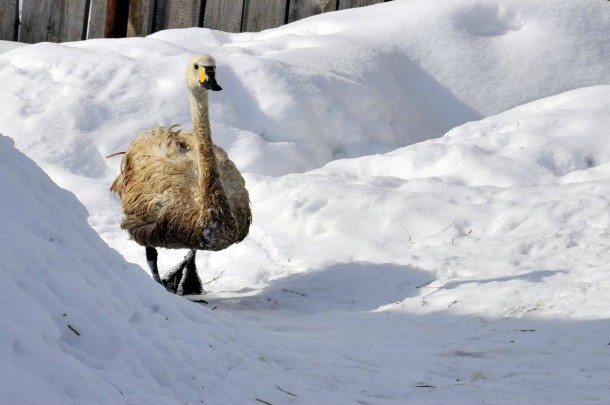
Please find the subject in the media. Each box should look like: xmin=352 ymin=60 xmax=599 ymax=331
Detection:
xmin=0 ymin=134 xmax=269 ymax=404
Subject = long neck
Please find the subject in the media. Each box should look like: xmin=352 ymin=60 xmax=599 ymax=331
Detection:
xmin=190 ymin=92 xmax=218 ymax=196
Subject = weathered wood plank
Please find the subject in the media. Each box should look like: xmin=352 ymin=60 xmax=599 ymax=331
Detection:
xmin=287 ymin=0 xmax=337 ymax=24
xmin=21 ymin=0 xmax=88 ymax=43
xmin=152 ymin=0 xmax=167 ymax=32
xmin=88 ymin=0 xmax=109 ymax=38
xmin=59 ymin=0 xmax=89 ymax=41
xmin=20 ymin=0 xmax=51 ymax=42
xmin=242 ymin=0 xmax=287 ymax=32
xmin=203 ymin=0 xmax=244 ymax=33
xmin=89 ymin=0 xmax=129 ymax=39
xmin=166 ymin=0 xmax=204 ymax=29
xmin=338 ymin=0 xmax=384 ymax=10
xmin=0 ymin=0 xmax=19 ymax=41
xmin=127 ymin=0 xmax=154 ymax=36
xmin=321 ymin=0 xmax=339 ymax=13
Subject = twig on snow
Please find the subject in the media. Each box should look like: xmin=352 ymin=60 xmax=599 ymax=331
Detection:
xmin=416 ymin=279 xmax=437 ymax=289
xmin=441 ymin=220 xmax=457 ymax=233
xmin=105 ymin=151 xmax=126 ymax=159
xmin=255 ymin=399 xmax=274 ymax=405
xmin=67 ymin=324 xmax=80 ymax=336
xmin=404 ymin=226 xmax=416 ymax=244
xmin=203 ymin=269 xmax=226 ymax=285
xmin=282 ymin=288 xmax=306 ymax=297
xmin=276 ymin=385 xmax=297 ymax=397
xmin=109 ymin=383 xmax=124 ymax=396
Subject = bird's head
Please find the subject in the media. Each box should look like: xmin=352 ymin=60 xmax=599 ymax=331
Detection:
xmin=186 ymin=54 xmax=222 ymax=94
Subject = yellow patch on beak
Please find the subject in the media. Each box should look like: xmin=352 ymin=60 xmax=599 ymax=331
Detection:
xmin=199 ymin=68 xmax=207 ymax=84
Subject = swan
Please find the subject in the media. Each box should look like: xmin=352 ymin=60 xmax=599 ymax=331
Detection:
xmin=110 ymin=54 xmax=251 ymax=297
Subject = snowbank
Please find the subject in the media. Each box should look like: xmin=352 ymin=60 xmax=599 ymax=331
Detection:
xmin=0 ymin=40 xmax=25 ymax=54
xmin=1 ymin=0 xmax=609 ymax=177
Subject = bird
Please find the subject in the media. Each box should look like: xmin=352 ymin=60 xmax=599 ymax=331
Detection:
xmin=110 ymin=54 xmax=251 ymax=298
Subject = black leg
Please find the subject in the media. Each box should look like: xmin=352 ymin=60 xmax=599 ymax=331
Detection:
xmin=161 ymin=254 xmax=189 ymax=294
xmin=177 ymin=249 xmax=204 ymax=296
xmin=157 ymin=249 xmax=207 ymax=303
xmin=145 ymin=247 xmax=161 ymax=284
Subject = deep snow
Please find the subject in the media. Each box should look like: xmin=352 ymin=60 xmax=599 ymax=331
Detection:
xmin=1 ymin=0 xmax=610 ymax=404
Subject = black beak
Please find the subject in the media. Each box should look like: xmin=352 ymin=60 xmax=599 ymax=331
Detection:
xmin=200 ymin=68 xmax=222 ymax=91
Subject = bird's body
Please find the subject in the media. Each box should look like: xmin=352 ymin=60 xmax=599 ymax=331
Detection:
xmin=110 ymin=54 xmax=251 ymax=296
xmin=111 ymin=125 xmax=250 ymax=250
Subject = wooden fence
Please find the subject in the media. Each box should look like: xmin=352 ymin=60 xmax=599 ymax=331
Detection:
xmin=0 ymin=0 xmax=390 ymax=43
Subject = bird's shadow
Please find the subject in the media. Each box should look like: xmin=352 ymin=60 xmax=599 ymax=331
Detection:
xmin=207 ymin=262 xmax=432 ymax=313
xmin=202 ymin=267 xmax=570 ymax=313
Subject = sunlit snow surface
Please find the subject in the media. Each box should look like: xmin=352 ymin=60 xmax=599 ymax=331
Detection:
xmin=1 ymin=0 xmax=610 ymax=404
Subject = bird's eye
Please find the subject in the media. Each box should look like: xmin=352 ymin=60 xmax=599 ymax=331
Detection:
xmin=194 ymin=64 xmax=199 ymax=70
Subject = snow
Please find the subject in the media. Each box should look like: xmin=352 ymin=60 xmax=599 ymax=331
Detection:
xmin=0 ymin=0 xmax=609 ymax=403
